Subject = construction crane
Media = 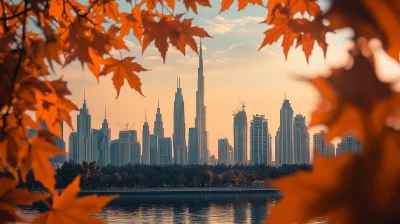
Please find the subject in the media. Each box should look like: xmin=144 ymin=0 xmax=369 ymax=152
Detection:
xmin=237 ymin=95 xmax=246 ymax=111
xmin=117 ymin=119 xmax=136 ymax=131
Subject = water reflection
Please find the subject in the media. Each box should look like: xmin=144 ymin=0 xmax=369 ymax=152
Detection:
xmin=17 ymin=193 xmax=277 ymax=223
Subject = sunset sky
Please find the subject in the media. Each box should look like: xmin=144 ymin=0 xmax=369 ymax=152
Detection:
xmin=60 ymin=0 xmax=400 ymax=160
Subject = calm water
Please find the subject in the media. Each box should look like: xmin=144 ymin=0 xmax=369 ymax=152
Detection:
xmin=17 ymin=192 xmax=278 ymax=223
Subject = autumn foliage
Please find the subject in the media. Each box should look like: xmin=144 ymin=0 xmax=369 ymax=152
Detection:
xmin=0 ymin=0 xmax=399 ymax=223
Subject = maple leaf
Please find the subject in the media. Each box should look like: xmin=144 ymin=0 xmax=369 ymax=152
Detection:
xmin=267 ymin=129 xmax=400 ymax=224
xmin=171 ymin=18 xmax=212 ymax=55
xmin=20 ymin=130 xmax=65 ymax=192
xmin=324 ymin=0 xmax=400 ymax=62
xmin=99 ymin=57 xmax=148 ymax=97
xmin=289 ymin=0 xmax=321 ymax=17
xmin=237 ymin=0 xmax=263 ymax=11
xmin=0 ymin=178 xmax=49 ymax=223
xmin=265 ymin=0 xmax=287 ymax=23
xmin=306 ymin=47 xmax=400 ymax=144
xmin=106 ymin=25 xmax=129 ymax=52
xmin=118 ymin=4 xmax=143 ymax=41
xmin=93 ymin=0 xmax=120 ymax=21
xmin=259 ymin=14 xmax=305 ymax=58
xmin=183 ymin=0 xmax=211 ymax=14
xmin=33 ymin=175 xmax=118 ymax=224
xmin=220 ymin=0 xmax=234 ymax=13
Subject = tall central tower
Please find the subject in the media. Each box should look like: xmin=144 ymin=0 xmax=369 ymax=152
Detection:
xmin=173 ymin=78 xmax=187 ymax=164
xmin=154 ymin=99 xmax=164 ymax=139
xmin=77 ymin=89 xmax=92 ymax=163
xmin=195 ymin=39 xmax=209 ymax=164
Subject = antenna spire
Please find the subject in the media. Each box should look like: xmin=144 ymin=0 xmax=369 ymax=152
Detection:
xmin=285 ymin=92 xmax=286 ymax=100
xmin=145 ymin=110 xmax=147 ymax=122
xmin=158 ymin=98 xmax=159 ymax=108
xmin=105 ymin=106 xmax=107 ymax=119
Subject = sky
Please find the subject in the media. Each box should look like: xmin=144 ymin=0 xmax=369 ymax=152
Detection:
xmin=60 ymin=0 xmax=400 ymax=160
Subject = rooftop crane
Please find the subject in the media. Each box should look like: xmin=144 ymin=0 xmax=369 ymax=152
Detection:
xmin=117 ymin=119 xmax=136 ymax=131
xmin=237 ymin=95 xmax=246 ymax=111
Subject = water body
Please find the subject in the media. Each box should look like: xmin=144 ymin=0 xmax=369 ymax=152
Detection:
xmin=17 ymin=192 xmax=279 ymax=223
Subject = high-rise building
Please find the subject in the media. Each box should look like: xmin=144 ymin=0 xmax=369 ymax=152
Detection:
xmin=150 ymin=134 xmax=159 ymax=165
xmin=218 ymin=138 xmax=229 ymax=164
xmin=195 ymin=39 xmax=209 ymax=164
xmin=276 ymin=95 xmax=294 ymax=166
xmin=69 ymin=132 xmax=78 ymax=162
xmin=275 ymin=128 xmax=280 ymax=167
xmin=28 ymin=122 xmax=66 ymax=164
xmin=188 ymin=127 xmax=198 ymax=164
xmin=142 ymin=112 xmax=150 ymax=164
xmin=234 ymin=105 xmax=247 ymax=165
xmin=131 ymin=141 xmax=141 ymax=164
xmin=159 ymin=137 xmax=172 ymax=165
xmin=250 ymin=115 xmax=271 ymax=165
xmin=119 ymin=130 xmax=131 ymax=165
xmin=154 ymin=99 xmax=164 ymax=140
xmin=110 ymin=139 xmax=120 ymax=166
xmin=100 ymin=107 xmax=111 ymax=165
xmin=313 ymin=130 xmax=335 ymax=157
xmin=293 ymin=114 xmax=310 ymax=164
xmin=337 ymin=133 xmax=362 ymax=155
xmin=173 ymin=78 xmax=187 ymax=165
xmin=77 ymin=90 xmax=92 ymax=163
xmin=91 ymin=129 xmax=104 ymax=163
xmin=228 ymin=145 xmax=234 ymax=165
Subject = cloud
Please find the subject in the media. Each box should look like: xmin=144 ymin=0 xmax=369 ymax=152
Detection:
xmin=204 ymin=16 xmax=264 ymax=35
xmin=144 ymin=56 xmax=161 ymax=60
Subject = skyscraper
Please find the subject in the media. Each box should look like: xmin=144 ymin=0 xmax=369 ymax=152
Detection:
xmin=119 ymin=130 xmax=131 ymax=165
xmin=250 ymin=115 xmax=271 ymax=165
xmin=173 ymin=78 xmax=187 ymax=165
xmin=142 ymin=111 xmax=150 ymax=164
xmin=91 ymin=129 xmax=104 ymax=162
xmin=293 ymin=114 xmax=310 ymax=164
xmin=159 ymin=137 xmax=172 ymax=165
xmin=77 ymin=90 xmax=92 ymax=162
xmin=218 ymin=138 xmax=229 ymax=164
xmin=234 ymin=105 xmax=247 ymax=165
xmin=188 ymin=127 xmax=198 ymax=164
xmin=276 ymin=95 xmax=294 ymax=166
xmin=313 ymin=130 xmax=335 ymax=157
xmin=154 ymin=99 xmax=164 ymax=140
xmin=131 ymin=141 xmax=141 ymax=164
xmin=110 ymin=139 xmax=120 ymax=165
xmin=337 ymin=133 xmax=362 ymax=155
xmin=275 ymin=128 xmax=280 ymax=167
xmin=195 ymin=39 xmax=209 ymax=164
xmin=100 ymin=107 xmax=111 ymax=165
xmin=150 ymin=134 xmax=159 ymax=165
xmin=228 ymin=145 xmax=234 ymax=165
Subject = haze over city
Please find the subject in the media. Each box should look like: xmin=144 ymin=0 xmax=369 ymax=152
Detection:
xmin=59 ymin=1 xmax=400 ymax=160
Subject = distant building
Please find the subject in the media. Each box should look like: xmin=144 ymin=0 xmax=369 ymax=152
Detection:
xmin=293 ymin=114 xmax=310 ymax=164
xmin=250 ymin=115 xmax=271 ymax=165
xmin=69 ymin=132 xmax=78 ymax=162
xmin=142 ymin=112 xmax=150 ymax=164
xmin=209 ymin=155 xmax=217 ymax=165
xmin=337 ymin=134 xmax=362 ymax=155
xmin=110 ymin=139 xmax=120 ymax=166
xmin=218 ymin=138 xmax=229 ymax=164
xmin=276 ymin=95 xmax=294 ymax=166
xmin=188 ymin=127 xmax=198 ymax=164
xmin=274 ymin=128 xmax=280 ymax=167
xmin=313 ymin=130 xmax=335 ymax=157
xmin=119 ymin=131 xmax=131 ymax=165
xmin=150 ymin=134 xmax=159 ymax=165
xmin=234 ymin=105 xmax=247 ymax=165
xmin=77 ymin=90 xmax=92 ymax=162
xmin=28 ymin=122 xmax=66 ymax=164
xmin=173 ymin=78 xmax=187 ymax=165
xmin=91 ymin=129 xmax=104 ymax=163
xmin=228 ymin=145 xmax=234 ymax=165
xmin=131 ymin=142 xmax=141 ymax=164
xmin=159 ymin=137 xmax=172 ymax=165
xmin=100 ymin=107 xmax=111 ymax=165
xmin=195 ymin=39 xmax=209 ymax=164
xmin=154 ymin=99 xmax=164 ymax=140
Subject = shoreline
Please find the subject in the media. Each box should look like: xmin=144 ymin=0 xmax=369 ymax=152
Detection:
xmin=78 ymin=187 xmax=280 ymax=195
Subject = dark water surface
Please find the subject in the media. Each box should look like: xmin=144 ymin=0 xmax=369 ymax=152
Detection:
xmin=17 ymin=192 xmax=279 ymax=223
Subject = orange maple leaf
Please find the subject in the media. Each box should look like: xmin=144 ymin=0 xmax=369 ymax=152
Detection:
xmin=118 ymin=4 xmax=143 ymax=42
xmin=289 ymin=0 xmax=321 ymax=17
xmin=259 ymin=14 xmax=305 ymax=58
xmin=33 ymin=175 xmax=118 ymax=224
xmin=183 ymin=0 xmax=211 ymax=14
xmin=306 ymin=47 xmax=400 ymax=144
xmin=324 ymin=0 xmax=400 ymax=62
xmin=237 ymin=0 xmax=263 ymax=11
xmin=99 ymin=56 xmax=148 ymax=97
xmin=0 ymin=178 xmax=49 ymax=223
xmin=20 ymin=130 xmax=65 ymax=192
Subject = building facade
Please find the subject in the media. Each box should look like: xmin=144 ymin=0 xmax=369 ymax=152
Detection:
xmin=234 ymin=107 xmax=247 ymax=165
xmin=77 ymin=91 xmax=92 ymax=163
xmin=142 ymin=112 xmax=150 ymax=164
xmin=188 ymin=127 xmax=198 ymax=164
xmin=154 ymin=100 xmax=164 ymax=140
xmin=313 ymin=130 xmax=335 ymax=157
xmin=276 ymin=96 xmax=294 ymax=166
xmin=173 ymin=78 xmax=187 ymax=164
xmin=218 ymin=138 xmax=229 ymax=164
xmin=250 ymin=115 xmax=271 ymax=165
xmin=119 ymin=130 xmax=131 ymax=165
xmin=195 ymin=39 xmax=209 ymax=164
xmin=149 ymin=134 xmax=159 ymax=165
xmin=159 ymin=137 xmax=172 ymax=165
xmin=337 ymin=133 xmax=362 ymax=155
xmin=100 ymin=107 xmax=111 ymax=165
xmin=293 ymin=114 xmax=310 ymax=164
